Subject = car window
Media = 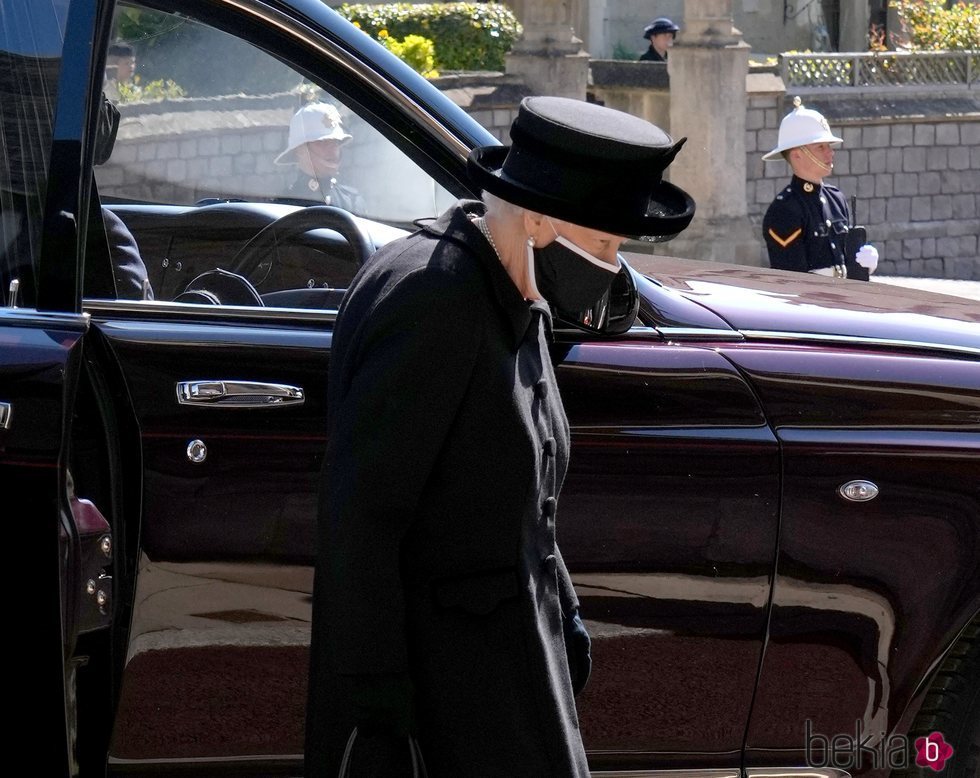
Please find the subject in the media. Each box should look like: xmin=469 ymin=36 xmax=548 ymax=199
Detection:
xmin=92 ymin=1 xmax=455 ymax=305
xmin=0 ymin=0 xmax=72 ymax=308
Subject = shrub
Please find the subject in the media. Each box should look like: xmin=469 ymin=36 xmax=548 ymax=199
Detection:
xmin=891 ymin=0 xmax=980 ymax=50
xmin=612 ymin=41 xmax=637 ymax=61
xmin=117 ymin=77 xmax=186 ymax=103
xmin=378 ymin=30 xmax=440 ymax=78
xmin=339 ymin=3 xmax=522 ymax=71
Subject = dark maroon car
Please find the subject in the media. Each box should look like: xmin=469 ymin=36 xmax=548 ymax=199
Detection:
xmin=2 ymin=0 xmax=977 ymax=776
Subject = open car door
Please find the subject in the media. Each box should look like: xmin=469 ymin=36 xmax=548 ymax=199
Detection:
xmin=1 ymin=0 xmax=119 ymax=773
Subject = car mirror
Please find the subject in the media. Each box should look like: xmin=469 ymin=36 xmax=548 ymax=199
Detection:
xmin=551 ymin=257 xmax=640 ymax=337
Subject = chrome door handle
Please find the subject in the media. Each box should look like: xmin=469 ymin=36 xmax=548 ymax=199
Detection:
xmin=176 ymin=380 xmax=305 ymax=408
xmin=0 ymin=401 xmax=11 ymax=429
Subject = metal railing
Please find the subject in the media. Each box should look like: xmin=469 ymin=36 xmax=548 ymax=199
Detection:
xmin=780 ymin=50 xmax=979 ymax=88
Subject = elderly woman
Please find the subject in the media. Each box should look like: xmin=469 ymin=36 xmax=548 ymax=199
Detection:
xmin=305 ymin=96 xmax=695 ymax=777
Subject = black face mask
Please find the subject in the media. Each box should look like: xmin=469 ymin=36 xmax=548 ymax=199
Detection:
xmin=530 ymin=235 xmax=619 ymax=316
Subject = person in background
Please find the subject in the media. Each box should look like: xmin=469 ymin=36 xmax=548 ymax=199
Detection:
xmin=274 ymin=101 xmax=365 ymax=212
xmin=762 ymin=97 xmax=878 ymax=279
xmin=104 ymin=41 xmax=136 ymax=103
xmin=304 ymin=95 xmax=695 ymax=777
xmin=639 ymin=17 xmax=679 ymax=62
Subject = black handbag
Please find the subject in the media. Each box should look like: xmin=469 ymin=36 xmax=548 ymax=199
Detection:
xmin=338 ymin=727 xmax=429 ymax=778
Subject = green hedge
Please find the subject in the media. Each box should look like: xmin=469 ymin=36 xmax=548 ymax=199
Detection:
xmin=338 ymin=3 xmax=522 ymax=71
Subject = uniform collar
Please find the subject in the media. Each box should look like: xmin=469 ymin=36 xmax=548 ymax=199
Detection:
xmin=790 ymin=174 xmax=823 ymax=195
xmin=421 ymin=201 xmax=547 ymax=350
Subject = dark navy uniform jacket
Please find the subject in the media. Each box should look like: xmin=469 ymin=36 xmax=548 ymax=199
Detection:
xmin=277 ymin=173 xmax=365 ymax=212
xmin=763 ymin=175 xmax=852 ymax=274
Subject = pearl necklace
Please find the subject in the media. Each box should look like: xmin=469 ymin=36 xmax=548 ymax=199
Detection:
xmin=475 ymin=217 xmax=500 ymax=260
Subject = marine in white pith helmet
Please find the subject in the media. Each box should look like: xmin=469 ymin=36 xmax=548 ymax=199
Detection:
xmin=762 ymin=95 xmax=843 ymax=163
xmin=273 ymin=102 xmax=364 ymax=211
xmin=761 ymin=97 xmax=878 ymax=279
xmin=275 ymin=102 xmax=352 ymax=166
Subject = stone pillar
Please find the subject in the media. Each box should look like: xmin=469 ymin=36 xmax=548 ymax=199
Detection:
xmin=504 ymin=0 xmax=590 ymax=100
xmin=656 ymin=0 xmax=764 ymax=265
xmin=839 ymin=0 xmax=871 ymax=52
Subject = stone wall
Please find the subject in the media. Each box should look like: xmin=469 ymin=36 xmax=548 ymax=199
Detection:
xmin=745 ymin=88 xmax=980 ymax=279
xmin=430 ymin=72 xmax=527 ymax=142
xmin=98 ymin=94 xmax=297 ymax=204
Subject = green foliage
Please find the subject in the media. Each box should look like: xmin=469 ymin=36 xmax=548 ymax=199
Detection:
xmin=378 ymin=31 xmax=440 ymax=78
xmin=339 ymin=3 xmax=522 ymax=71
xmin=112 ymin=6 xmax=180 ymax=48
xmin=892 ymin=0 xmax=980 ymax=50
xmin=117 ymin=76 xmax=186 ymax=103
xmin=612 ymin=41 xmax=637 ymax=61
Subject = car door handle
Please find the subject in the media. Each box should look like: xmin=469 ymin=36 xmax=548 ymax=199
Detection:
xmin=176 ymin=380 xmax=305 ymax=408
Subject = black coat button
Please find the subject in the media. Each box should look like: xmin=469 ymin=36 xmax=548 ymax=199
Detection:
xmin=543 ymin=437 xmax=556 ymax=457
xmin=542 ymin=497 xmax=557 ymax=518
xmin=542 ymin=555 xmax=558 ymax=575
xmin=534 ymin=379 xmax=548 ymax=399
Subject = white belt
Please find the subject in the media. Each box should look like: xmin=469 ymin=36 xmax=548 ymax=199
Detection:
xmin=809 ymin=266 xmax=846 ymax=278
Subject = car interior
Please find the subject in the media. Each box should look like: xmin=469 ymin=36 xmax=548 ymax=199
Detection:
xmin=89 ymin=3 xmax=463 ymax=311
xmin=88 ymin=2 xmax=641 ymax=336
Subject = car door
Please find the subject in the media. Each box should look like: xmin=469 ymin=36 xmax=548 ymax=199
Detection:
xmin=729 ymin=343 xmax=980 ymax=773
xmin=555 ymin=271 xmax=781 ymax=772
xmin=1 ymin=0 xmax=118 ymax=774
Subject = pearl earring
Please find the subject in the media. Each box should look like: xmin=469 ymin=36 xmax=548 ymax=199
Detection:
xmin=527 ymin=236 xmax=535 ymax=247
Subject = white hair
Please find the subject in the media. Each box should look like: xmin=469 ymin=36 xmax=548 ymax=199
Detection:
xmin=482 ymin=191 xmax=526 ymax=220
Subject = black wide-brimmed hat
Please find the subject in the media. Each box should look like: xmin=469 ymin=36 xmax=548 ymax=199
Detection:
xmin=467 ymin=96 xmax=695 ymax=241
xmin=643 ymin=17 xmax=680 ymax=39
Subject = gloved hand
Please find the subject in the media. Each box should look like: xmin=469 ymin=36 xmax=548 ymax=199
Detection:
xmin=563 ymin=608 xmax=592 ymax=696
xmin=855 ymin=244 xmax=879 ymax=273
xmin=347 ymin=672 xmax=416 ymax=738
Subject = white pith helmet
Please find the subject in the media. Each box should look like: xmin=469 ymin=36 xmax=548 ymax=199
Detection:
xmin=762 ymin=96 xmax=843 ymax=161
xmin=275 ymin=102 xmax=352 ymax=165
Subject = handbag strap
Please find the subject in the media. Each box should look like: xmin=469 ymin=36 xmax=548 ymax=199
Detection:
xmin=338 ymin=727 xmax=428 ymax=778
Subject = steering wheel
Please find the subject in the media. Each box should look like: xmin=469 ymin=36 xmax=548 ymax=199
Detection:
xmin=230 ymin=205 xmax=375 ymax=281
xmin=174 ymin=268 xmax=265 ymax=306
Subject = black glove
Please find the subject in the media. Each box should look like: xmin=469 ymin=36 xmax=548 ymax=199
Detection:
xmin=347 ymin=672 xmax=417 ymax=738
xmin=563 ymin=608 xmax=592 ymax=695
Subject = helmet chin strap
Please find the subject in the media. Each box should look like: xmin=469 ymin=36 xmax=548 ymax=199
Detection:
xmin=799 ymin=144 xmax=833 ymax=174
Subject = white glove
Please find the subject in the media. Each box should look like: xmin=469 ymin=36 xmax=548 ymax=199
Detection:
xmin=855 ymin=244 xmax=879 ymax=274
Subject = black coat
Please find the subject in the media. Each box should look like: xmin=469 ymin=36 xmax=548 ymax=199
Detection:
xmin=639 ymin=47 xmax=666 ymax=62
xmin=305 ymin=201 xmax=589 ymax=777
xmin=103 ymin=207 xmax=153 ymax=300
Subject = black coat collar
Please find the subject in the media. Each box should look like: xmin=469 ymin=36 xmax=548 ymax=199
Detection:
xmin=420 ymin=201 xmax=551 ymax=350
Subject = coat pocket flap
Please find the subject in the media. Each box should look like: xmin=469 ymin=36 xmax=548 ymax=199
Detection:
xmin=432 ymin=567 xmax=519 ymax=615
